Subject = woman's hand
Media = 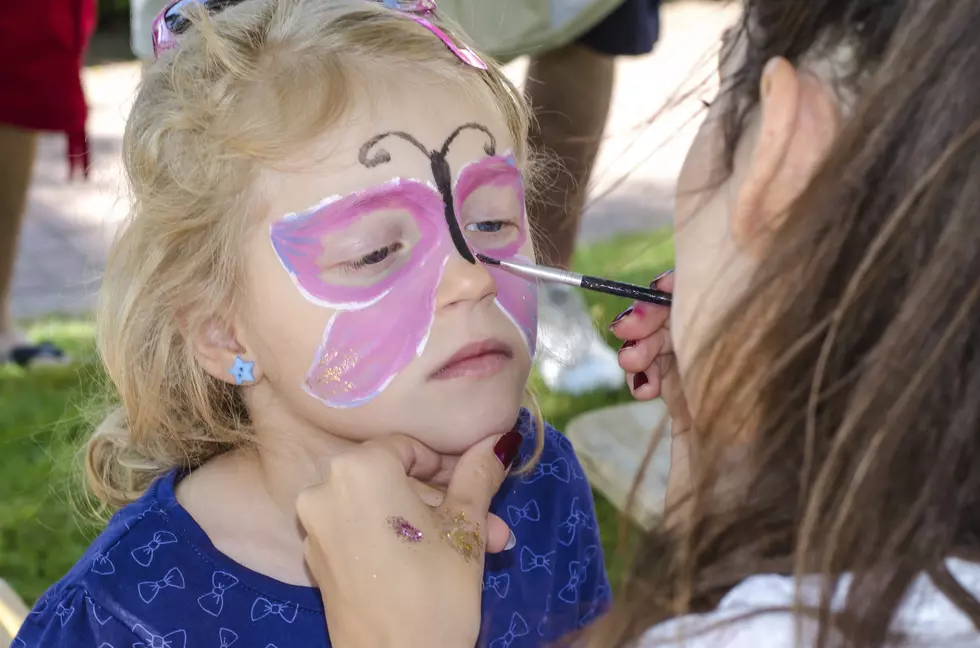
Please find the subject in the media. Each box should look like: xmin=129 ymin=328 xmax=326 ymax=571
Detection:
xmin=609 ymin=270 xmax=694 ymax=521
xmin=610 ymin=271 xmax=689 ymax=419
xmin=296 ymin=430 xmax=521 ymax=648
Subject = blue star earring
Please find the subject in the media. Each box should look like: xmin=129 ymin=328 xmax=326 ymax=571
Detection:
xmin=228 ymin=356 xmax=255 ymax=385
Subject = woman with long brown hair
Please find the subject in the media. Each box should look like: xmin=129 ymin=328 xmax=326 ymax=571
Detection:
xmin=288 ymin=0 xmax=980 ymax=645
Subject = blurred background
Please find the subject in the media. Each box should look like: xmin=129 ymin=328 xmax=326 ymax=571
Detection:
xmin=0 ymin=0 xmax=734 ymax=640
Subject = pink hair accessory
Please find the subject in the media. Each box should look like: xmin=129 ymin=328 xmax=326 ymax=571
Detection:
xmin=151 ymin=1 xmax=181 ymax=59
xmin=382 ymin=0 xmax=437 ymax=11
xmin=405 ymin=15 xmax=487 ymax=69
xmin=382 ymin=0 xmax=487 ymax=69
xmin=152 ymin=0 xmax=487 ymax=70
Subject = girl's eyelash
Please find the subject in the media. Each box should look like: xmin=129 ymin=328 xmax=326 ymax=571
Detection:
xmin=701 ymin=99 xmax=713 ymax=109
xmin=339 ymin=242 xmax=403 ymax=273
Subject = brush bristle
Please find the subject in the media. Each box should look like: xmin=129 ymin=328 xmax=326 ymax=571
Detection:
xmin=476 ymin=253 xmax=501 ymax=265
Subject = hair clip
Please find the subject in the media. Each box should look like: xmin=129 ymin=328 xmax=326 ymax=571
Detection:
xmin=152 ymin=0 xmax=487 ymax=71
xmin=376 ymin=0 xmax=487 ymax=70
xmin=382 ymin=0 xmax=437 ymax=12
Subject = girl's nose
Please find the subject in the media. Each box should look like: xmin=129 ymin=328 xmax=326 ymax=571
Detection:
xmin=436 ymin=249 xmax=497 ymax=308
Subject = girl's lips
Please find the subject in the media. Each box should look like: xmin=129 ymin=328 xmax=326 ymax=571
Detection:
xmin=431 ymin=339 xmax=514 ymax=380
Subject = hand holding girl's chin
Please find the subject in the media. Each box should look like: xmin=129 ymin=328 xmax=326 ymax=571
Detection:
xmin=296 ymin=431 xmax=522 ymax=648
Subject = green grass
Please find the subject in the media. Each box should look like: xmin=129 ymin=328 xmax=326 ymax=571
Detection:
xmin=0 ymin=318 xmax=106 ymax=604
xmin=0 ymin=229 xmax=673 ymax=604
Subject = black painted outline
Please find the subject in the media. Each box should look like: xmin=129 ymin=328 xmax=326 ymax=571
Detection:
xmin=358 ymin=123 xmax=497 ymax=264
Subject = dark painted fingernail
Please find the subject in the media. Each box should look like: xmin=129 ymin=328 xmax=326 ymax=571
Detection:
xmin=633 ymin=372 xmax=649 ymax=391
xmin=494 ymin=430 xmax=523 ymax=469
xmin=619 ymin=340 xmax=637 ymax=352
xmin=651 ymin=269 xmax=674 ymax=287
xmin=609 ymin=307 xmax=633 ymax=328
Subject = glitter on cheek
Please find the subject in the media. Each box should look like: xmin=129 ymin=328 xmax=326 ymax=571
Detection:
xmin=439 ymin=510 xmax=483 ymax=562
xmin=314 ymin=348 xmax=359 ymax=393
xmin=387 ymin=516 xmax=424 ymax=543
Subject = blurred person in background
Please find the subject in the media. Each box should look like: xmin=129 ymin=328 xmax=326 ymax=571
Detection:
xmin=0 ymin=0 xmax=95 ymax=366
xmin=527 ymin=0 xmax=662 ymax=395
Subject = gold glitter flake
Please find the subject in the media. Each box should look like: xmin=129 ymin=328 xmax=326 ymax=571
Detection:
xmin=315 ymin=348 xmax=359 ymax=392
xmin=439 ymin=510 xmax=483 ymax=562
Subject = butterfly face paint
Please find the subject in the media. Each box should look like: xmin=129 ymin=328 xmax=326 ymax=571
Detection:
xmin=270 ymin=124 xmax=538 ymax=408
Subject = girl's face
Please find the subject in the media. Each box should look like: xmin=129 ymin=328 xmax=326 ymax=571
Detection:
xmin=238 ymin=83 xmax=536 ymax=454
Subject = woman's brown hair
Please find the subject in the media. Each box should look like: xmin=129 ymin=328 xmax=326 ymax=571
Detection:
xmin=593 ymin=0 xmax=980 ymax=646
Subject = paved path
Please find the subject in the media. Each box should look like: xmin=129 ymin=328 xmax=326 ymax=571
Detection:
xmin=10 ymin=0 xmax=736 ymax=320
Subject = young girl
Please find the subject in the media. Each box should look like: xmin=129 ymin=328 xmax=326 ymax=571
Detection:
xmin=13 ymin=1 xmax=608 ymax=646
xmin=273 ymin=0 xmax=980 ymax=646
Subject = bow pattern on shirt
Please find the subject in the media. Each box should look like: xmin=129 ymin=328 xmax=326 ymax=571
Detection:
xmin=558 ymin=497 xmax=595 ymax=547
xmin=91 ymin=552 xmax=115 ymax=576
xmin=506 ymin=500 xmax=541 ymax=526
xmin=250 ymin=597 xmax=299 ymax=624
xmin=522 ymin=457 xmax=570 ymax=484
xmin=198 ymin=571 xmax=240 ymax=617
xmin=138 ymin=567 xmax=186 ymax=603
xmin=578 ymin=583 xmax=611 ymax=628
xmin=133 ymin=624 xmax=187 ymax=648
xmin=520 ymin=546 xmax=557 ymax=574
xmin=558 ymin=545 xmax=600 ymax=604
xmin=218 ymin=628 xmax=238 ymax=648
xmin=54 ymin=601 xmax=73 ymax=627
xmin=484 ymin=573 xmax=511 ymax=598
xmin=489 ymin=612 xmax=529 ymax=648
xmin=86 ymin=596 xmax=111 ymax=626
xmin=132 ymin=531 xmax=178 ymax=567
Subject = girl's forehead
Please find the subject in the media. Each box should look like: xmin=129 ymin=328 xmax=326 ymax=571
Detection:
xmin=262 ymin=120 xmax=517 ymax=224
xmin=257 ymin=80 xmax=512 ymax=208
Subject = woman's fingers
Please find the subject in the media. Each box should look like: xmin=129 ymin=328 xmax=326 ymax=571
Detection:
xmin=609 ymin=301 xmax=669 ymax=341
xmin=627 ymin=370 xmax=661 ymax=400
xmin=354 ymin=434 xmax=459 ymax=486
xmin=618 ymin=328 xmax=673 ymax=374
xmin=485 ymin=514 xmax=514 ymax=554
xmin=652 ymin=269 xmax=675 ymax=292
xmin=440 ymin=429 xmax=521 ymax=545
xmin=609 ymin=270 xmax=674 ymax=340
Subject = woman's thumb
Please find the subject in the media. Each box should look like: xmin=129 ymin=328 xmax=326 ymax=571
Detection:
xmin=442 ymin=429 xmax=523 ymax=524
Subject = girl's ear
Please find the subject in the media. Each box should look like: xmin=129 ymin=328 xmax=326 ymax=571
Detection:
xmin=187 ymin=316 xmax=263 ymax=386
xmin=731 ymin=56 xmax=840 ymax=255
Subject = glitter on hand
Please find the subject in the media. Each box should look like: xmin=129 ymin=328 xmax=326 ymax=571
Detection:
xmin=440 ymin=510 xmax=483 ymax=562
xmin=387 ymin=516 xmax=424 ymax=543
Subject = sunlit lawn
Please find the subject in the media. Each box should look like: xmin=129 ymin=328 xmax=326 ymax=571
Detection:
xmin=0 ymin=229 xmax=673 ymax=604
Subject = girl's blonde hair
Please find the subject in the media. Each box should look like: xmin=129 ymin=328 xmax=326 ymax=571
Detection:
xmin=88 ymin=0 xmax=544 ymax=508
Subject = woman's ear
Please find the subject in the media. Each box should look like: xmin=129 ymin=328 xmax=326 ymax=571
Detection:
xmin=187 ymin=316 xmax=262 ymax=386
xmin=731 ymin=56 xmax=840 ymax=254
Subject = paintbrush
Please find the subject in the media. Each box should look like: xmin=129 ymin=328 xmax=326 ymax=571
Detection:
xmin=476 ymin=254 xmax=672 ymax=307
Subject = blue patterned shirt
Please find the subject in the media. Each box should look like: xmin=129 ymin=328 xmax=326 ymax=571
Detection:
xmin=15 ymin=416 xmax=609 ymax=647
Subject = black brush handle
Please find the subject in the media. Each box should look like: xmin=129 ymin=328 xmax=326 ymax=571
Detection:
xmin=580 ymin=275 xmax=672 ymax=307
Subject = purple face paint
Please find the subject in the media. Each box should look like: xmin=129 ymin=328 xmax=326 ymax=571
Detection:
xmin=270 ymin=153 xmax=537 ymax=408
xmin=454 ymin=155 xmax=538 ymax=352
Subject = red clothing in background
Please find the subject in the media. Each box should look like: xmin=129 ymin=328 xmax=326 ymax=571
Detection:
xmin=0 ymin=0 xmax=97 ymax=178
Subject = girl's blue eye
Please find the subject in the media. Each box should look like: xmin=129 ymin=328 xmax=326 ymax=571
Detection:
xmin=465 ymin=221 xmax=508 ymax=233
